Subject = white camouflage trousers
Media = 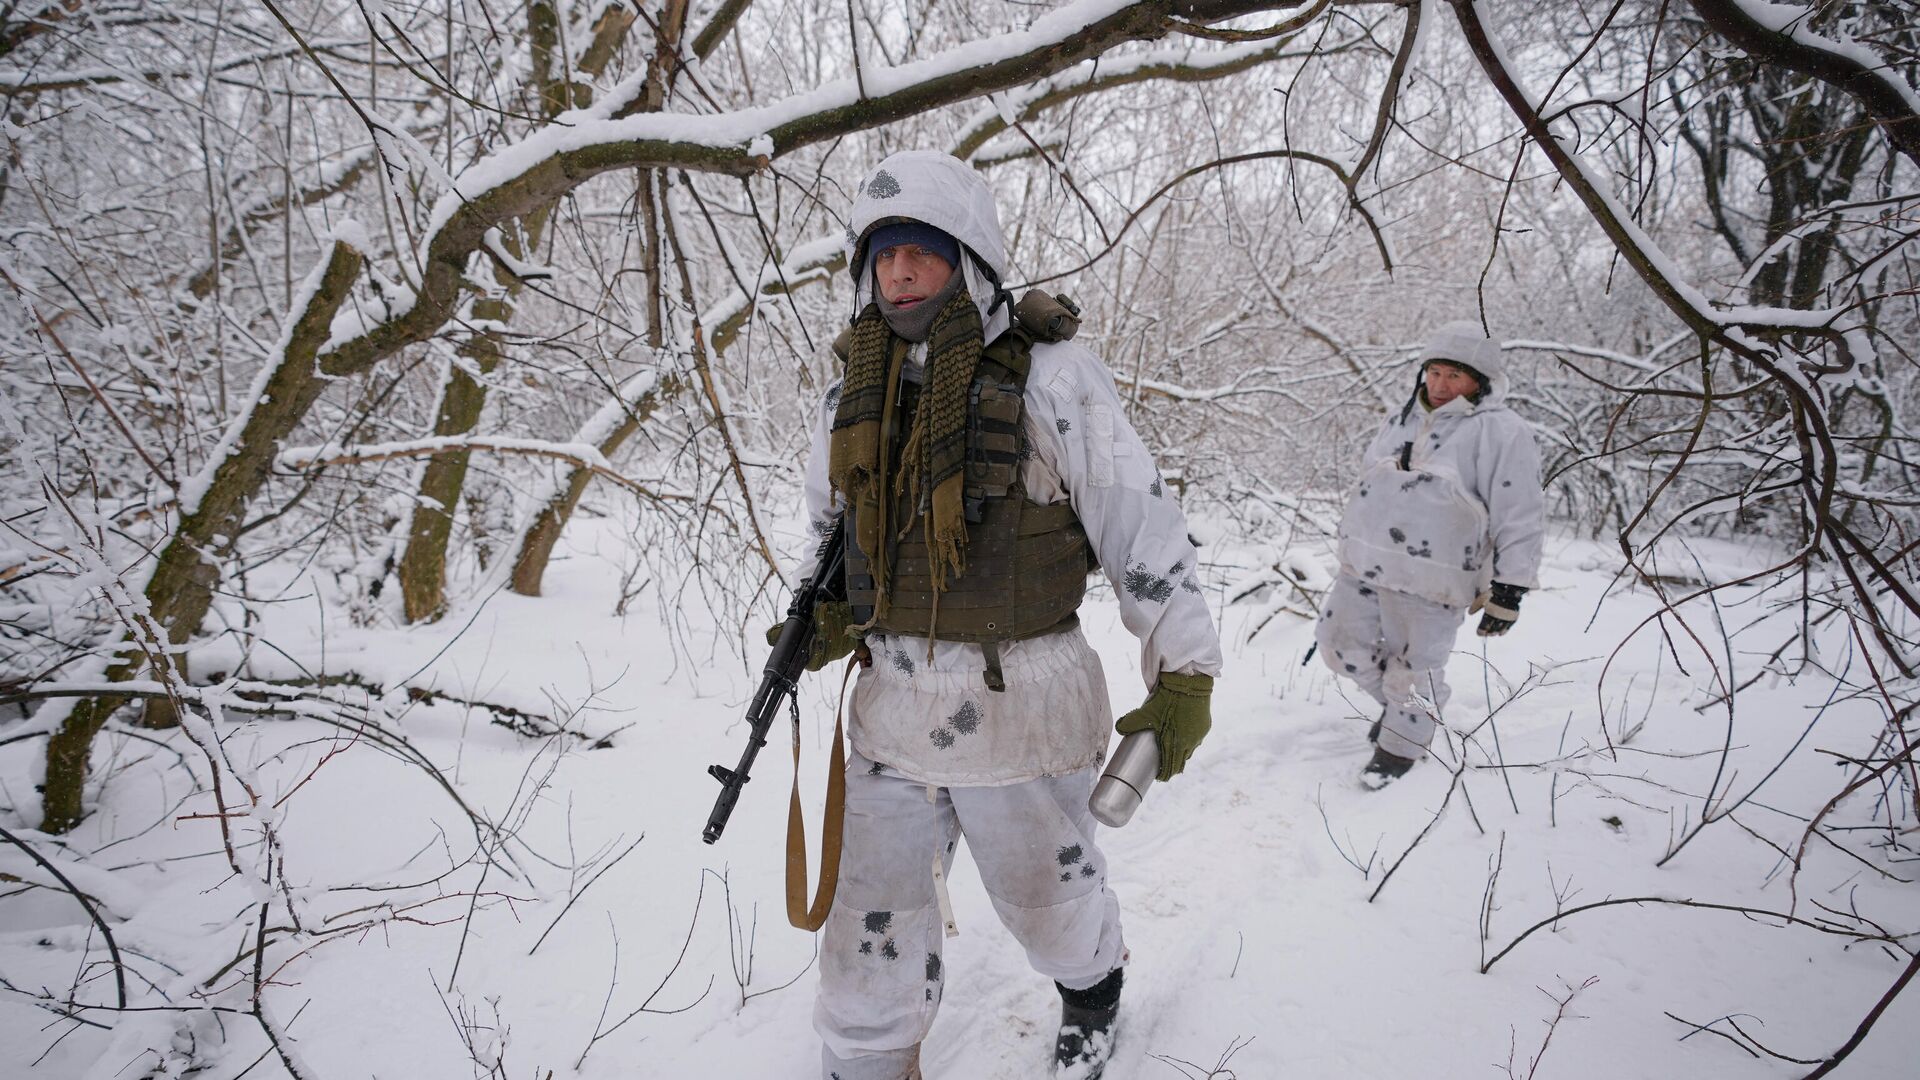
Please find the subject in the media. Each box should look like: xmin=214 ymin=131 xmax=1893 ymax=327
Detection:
xmin=815 ymin=749 xmax=1126 ymax=1080
xmin=1315 ymin=572 xmax=1463 ymax=759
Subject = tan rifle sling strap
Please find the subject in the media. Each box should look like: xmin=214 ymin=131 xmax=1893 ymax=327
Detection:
xmin=786 ymin=656 xmax=858 ymax=930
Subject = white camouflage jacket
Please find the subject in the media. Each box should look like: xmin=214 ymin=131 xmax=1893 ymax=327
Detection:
xmin=1336 ymin=367 xmax=1546 ymax=608
xmin=796 ymin=336 xmax=1224 ymax=785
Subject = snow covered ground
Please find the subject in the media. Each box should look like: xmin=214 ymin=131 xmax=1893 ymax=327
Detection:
xmin=3 ymin=514 xmax=1915 ymax=1079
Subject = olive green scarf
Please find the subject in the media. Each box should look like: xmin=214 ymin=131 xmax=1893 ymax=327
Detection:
xmin=827 ymin=289 xmax=984 ymax=623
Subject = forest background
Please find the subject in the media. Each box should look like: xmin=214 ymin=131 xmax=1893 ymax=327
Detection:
xmin=1 ymin=1 xmax=1916 ymax=1077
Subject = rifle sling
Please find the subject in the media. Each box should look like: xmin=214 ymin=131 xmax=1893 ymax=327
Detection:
xmin=786 ymin=656 xmax=855 ymax=931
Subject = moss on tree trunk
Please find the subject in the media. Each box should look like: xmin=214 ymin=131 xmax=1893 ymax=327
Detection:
xmin=40 ymin=241 xmax=361 ymax=833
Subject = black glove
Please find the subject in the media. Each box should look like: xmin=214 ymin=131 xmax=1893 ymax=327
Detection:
xmin=1476 ymin=582 xmax=1527 ymax=637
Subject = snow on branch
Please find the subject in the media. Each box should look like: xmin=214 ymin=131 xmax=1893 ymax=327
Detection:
xmin=480 ymin=227 xmax=556 ymax=281
xmin=1502 ymin=337 xmax=1678 ymax=374
xmin=278 ymin=434 xmax=687 ymax=506
xmin=704 ymin=234 xmax=847 ymax=355
xmin=1448 ymin=0 xmax=1920 ymax=669
xmin=1688 ymin=0 xmax=1920 ymax=168
xmin=309 ymin=0 xmax=1330 ymax=378
xmin=949 ymin=23 xmax=1330 ymax=161
xmin=0 ymin=36 xmax=367 ymax=94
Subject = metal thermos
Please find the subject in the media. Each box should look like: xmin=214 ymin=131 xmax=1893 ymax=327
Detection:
xmin=1088 ymin=730 xmax=1158 ymax=828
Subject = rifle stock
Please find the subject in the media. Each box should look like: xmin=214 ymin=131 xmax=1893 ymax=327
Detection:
xmin=703 ymin=521 xmax=847 ymax=844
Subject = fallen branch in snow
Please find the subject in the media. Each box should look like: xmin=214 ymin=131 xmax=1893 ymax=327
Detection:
xmin=1666 ymin=1009 xmax=1820 ymax=1066
xmin=1665 ymin=1011 xmax=1764 ymax=1060
xmin=4 ymin=674 xmax=598 ymax=746
xmin=1478 ymin=833 xmax=1505 ymax=975
xmin=529 ymin=833 xmax=646 ymax=955
xmin=1502 ymin=975 xmax=1598 ymax=1080
xmin=0 ymin=823 xmax=126 ymax=1009
xmin=1789 ymin=717 xmax=1920 ymax=914
xmin=1663 ymin=894 xmax=1920 ymax=1076
xmin=1369 ymin=749 xmax=1470 ymax=904
xmin=1313 ymin=783 xmax=1379 ymax=879
xmin=1796 ymin=947 xmax=1920 ymax=1078
xmin=1479 ymin=895 xmax=1912 ymax=975
xmin=1149 ymin=1033 xmax=1256 ymax=1079
xmin=577 ymin=878 xmax=714 ymax=1069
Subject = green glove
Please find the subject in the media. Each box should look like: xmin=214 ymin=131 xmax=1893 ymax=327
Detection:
xmin=765 ymin=600 xmax=858 ymax=672
xmin=1114 ymin=671 xmax=1213 ymax=781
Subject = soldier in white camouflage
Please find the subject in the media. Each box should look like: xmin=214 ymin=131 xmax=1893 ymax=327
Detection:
xmin=1317 ymin=322 xmax=1546 ymax=788
xmin=789 ymin=151 xmax=1223 ymax=1079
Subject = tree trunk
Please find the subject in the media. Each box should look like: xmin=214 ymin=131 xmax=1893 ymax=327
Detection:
xmin=395 ymin=2 xmax=632 ymax=622
xmin=42 ymin=241 xmax=362 ymax=833
xmin=398 ymin=322 xmax=504 ymax=622
xmin=509 ymin=400 xmax=655 ymax=597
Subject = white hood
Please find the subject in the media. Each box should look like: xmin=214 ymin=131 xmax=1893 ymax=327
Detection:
xmin=1418 ymin=320 xmax=1508 ymax=404
xmin=846 ymin=150 xmax=1013 ymax=339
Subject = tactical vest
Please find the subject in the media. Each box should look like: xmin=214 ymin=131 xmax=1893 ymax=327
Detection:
xmin=841 ymin=292 xmax=1095 ymax=646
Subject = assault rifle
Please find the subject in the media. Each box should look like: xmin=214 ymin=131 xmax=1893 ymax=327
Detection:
xmin=702 ymin=519 xmax=848 ymax=845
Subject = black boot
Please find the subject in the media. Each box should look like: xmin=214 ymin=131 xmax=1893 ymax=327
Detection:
xmin=1360 ymin=745 xmax=1415 ymax=789
xmin=1054 ymin=967 xmax=1122 ymax=1078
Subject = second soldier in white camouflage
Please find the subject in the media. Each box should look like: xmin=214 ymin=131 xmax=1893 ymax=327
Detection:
xmin=1316 ymin=322 xmax=1546 ymax=788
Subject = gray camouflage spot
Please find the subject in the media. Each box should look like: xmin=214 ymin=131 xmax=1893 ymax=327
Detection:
xmin=1056 ymin=843 xmax=1084 ymax=867
xmin=867 ymin=170 xmax=901 ymax=199
xmin=948 ymin=700 xmax=981 ymax=735
xmin=1122 ymin=560 xmax=1177 ymax=604
xmin=1388 ymin=527 xmax=1406 ymax=544
xmin=1056 ymin=417 xmax=1071 ymax=434
xmin=864 ymin=911 xmax=893 ymax=934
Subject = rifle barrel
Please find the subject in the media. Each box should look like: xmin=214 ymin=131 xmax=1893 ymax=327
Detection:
xmin=702 ymin=522 xmax=846 ymax=844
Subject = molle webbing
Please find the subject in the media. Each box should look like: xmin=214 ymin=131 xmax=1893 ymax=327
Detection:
xmin=964 ymin=358 xmax=1023 ymax=520
xmin=843 ymin=333 xmax=1093 ymax=643
xmin=862 ymin=498 xmax=1091 ymax=643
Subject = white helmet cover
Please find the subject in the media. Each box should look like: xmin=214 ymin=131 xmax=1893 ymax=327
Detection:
xmin=1418 ymin=321 xmax=1504 ymax=384
xmin=845 ymin=150 xmax=1011 ymax=285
